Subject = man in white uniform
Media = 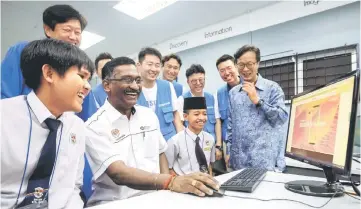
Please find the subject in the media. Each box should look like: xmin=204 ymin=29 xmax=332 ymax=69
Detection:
xmin=166 ymin=97 xmax=216 ymax=176
xmin=85 ymin=57 xmax=220 ymax=206
xmin=1 ymin=39 xmax=94 ymax=209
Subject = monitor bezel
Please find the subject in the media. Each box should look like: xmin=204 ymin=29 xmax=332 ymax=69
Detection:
xmin=285 ymin=69 xmax=360 ymax=176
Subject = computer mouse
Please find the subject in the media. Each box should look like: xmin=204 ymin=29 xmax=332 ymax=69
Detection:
xmin=206 ymin=187 xmax=225 ymax=197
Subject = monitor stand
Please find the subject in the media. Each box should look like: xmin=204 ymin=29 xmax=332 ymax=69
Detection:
xmin=284 ymin=167 xmax=344 ymax=197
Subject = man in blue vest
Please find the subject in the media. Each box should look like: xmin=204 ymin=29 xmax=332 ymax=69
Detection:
xmin=161 ymin=54 xmax=185 ymax=97
xmin=215 ymin=54 xmax=240 ymax=166
xmin=2 ymin=4 xmax=86 ymax=99
xmin=177 ymin=64 xmax=223 ymax=161
xmin=92 ymin=52 xmax=113 ymax=107
xmin=136 ymin=47 xmax=184 ymax=141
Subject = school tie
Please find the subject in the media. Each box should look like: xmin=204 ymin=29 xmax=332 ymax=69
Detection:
xmin=195 ymin=136 xmax=209 ymax=174
xmin=17 ymin=118 xmax=61 ymax=207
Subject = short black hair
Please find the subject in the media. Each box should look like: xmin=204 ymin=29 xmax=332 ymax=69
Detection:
xmin=186 ymin=64 xmax=205 ymax=78
xmin=95 ymin=52 xmax=113 ymax=70
xmin=162 ymin=54 xmax=182 ymax=67
xmin=102 ymin=57 xmax=136 ymax=80
xmin=234 ymin=45 xmax=261 ymax=62
xmin=20 ymin=39 xmax=94 ymax=91
xmin=138 ymin=47 xmax=162 ymax=64
xmin=43 ymin=4 xmax=87 ymax=37
xmin=216 ymin=54 xmax=235 ymax=68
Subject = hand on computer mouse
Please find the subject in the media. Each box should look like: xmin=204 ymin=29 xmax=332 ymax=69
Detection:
xmin=168 ymin=172 xmax=220 ymax=197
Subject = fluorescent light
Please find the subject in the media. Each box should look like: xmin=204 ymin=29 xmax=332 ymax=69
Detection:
xmin=113 ymin=0 xmax=178 ymax=20
xmin=79 ymin=31 xmax=106 ymax=50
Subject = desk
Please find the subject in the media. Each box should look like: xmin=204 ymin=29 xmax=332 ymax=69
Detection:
xmin=286 ymin=157 xmax=361 ymax=175
xmin=89 ymin=170 xmax=360 ymax=209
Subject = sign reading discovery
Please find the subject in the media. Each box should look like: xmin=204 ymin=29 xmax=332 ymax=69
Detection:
xmin=169 ymin=40 xmax=188 ymax=50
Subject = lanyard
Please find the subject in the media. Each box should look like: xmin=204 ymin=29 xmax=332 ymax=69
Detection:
xmin=14 ymin=97 xmax=63 ymax=207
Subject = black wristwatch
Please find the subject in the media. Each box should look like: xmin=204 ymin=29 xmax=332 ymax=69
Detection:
xmin=216 ymin=145 xmax=223 ymax=151
xmin=256 ymin=99 xmax=264 ymax=108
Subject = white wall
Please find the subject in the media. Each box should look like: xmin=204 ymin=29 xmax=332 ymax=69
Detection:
xmin=176 ymin=2 xmax=360 ymax=94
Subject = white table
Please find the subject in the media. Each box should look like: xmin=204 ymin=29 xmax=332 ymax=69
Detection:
xmin=286 ymin=157 xmax=361 ymax=175
xmin=89 ymin=170 xmax=360 ymax=209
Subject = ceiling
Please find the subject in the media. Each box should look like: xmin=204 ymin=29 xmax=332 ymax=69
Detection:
xmin=1 ymin=1 xmax=277 ymax=60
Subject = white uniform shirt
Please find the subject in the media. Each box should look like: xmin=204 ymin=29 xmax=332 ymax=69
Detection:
xmin=1 ymin=91 xmax=85 ymax=209
xmin=85 ymin=100 xmax=168 ymax=206
xmin=142 ymin=82 xmax=178 ymax=112
xmin=177 ymin=92 xmax=220 ymax=121
xmin=165 ymin=128 xmax=216 ymax=175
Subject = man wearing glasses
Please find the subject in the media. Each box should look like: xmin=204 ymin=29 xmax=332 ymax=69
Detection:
xmin=226 ymin=45 xmax=288 ymax=172
xmin=161 ymin=54 xmax=186 ymax=97
xmin=85 ymin=57 xmax=219 ymax=206
xmin=136 ymin=47 xmax=184 ymax=141
xmin=177 ymin=64 xmax=222 ymax=160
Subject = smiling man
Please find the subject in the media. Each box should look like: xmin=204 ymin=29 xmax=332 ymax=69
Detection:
xmin=136 ymin=47 xmax=184 ymax=141
xmin=226 ymin=45 xmax=288 ymax=171
xmin=1 ymin=4 xmax=87 ymax=99
xmin=161 ymin=54 xmax=185 ymax=97
xmin=84 ymin=57 xmax=219 ymax=206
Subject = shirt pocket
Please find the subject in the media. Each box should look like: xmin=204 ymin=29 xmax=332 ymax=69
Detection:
xmin=219 ymin=107 xmax=227 ymax=121
xmin=161 ymin=105 xmax=174 ymax=124
xmin=206 ymin=109 xmax=216 ymax=124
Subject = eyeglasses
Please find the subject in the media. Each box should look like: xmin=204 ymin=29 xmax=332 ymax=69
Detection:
xmin=236 ymin=62 xmax=257 ymax=70
xmin=107 ymin=76 xmax=142 ymax=85
xmin=190 ymin=78 xmax=205 ymax=85
xmin=218 ymin=66 xmax=234 ymax=74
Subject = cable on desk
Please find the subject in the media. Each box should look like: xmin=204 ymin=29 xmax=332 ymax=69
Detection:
xmin=353 ymin=157 xmax=361 ymax=164
xmin=223 ymin=192 xmax=337 ymax=208
xmin=345 ymin=192 xmax=361 ymax=201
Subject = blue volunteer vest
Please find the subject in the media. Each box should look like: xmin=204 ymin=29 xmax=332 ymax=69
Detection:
xmin=217 ymin=85 xmax=229 ymax=142
xmin=137 ymin=79 xmax=176 ymax=141
xmin=92 ymin=83 xmax=107 ymax=107
xmin=172 ymin=81 xmax=183 ymax=98
xmin=183 ymin=91 xmax=216 ymax=140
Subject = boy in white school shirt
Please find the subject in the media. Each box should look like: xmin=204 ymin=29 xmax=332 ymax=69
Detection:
xmin=166 ymin=97 xmax=216 ymax=176
xmin=85 ymin=57 xmax=220 ymax=206
xmin=1 ymin=39 xmax=94 ymax=209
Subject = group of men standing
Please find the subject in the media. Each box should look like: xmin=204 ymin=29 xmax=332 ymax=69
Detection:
xmin=1 ymin=3 xmax=289 ymax=209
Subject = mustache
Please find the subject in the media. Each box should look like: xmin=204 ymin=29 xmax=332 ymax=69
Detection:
xmin=124 ymin=88 xmax=141 ymax=94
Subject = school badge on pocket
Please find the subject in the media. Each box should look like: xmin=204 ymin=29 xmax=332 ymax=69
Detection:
xmin=111 ymin=129 xmax=120 ymax=138
xmin=70 ymin=133 xmax=76 ymax=144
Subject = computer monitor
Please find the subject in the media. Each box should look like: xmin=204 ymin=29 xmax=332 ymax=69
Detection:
xmin=285 ymin=69 xmax=360 ymax=197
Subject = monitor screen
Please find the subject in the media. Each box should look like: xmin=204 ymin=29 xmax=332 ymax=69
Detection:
xmin=286 ymin=74 xmax=357 ymax=171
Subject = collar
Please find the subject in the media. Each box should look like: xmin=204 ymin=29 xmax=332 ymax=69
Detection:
xmin=190 ymin=91 xmax=204 ymax=97
xmin=239 ymin=74 xmax=266 ymax=92
xmin=185 ymin=128 xmax=203 ymax=142
xmin=27 ymin=91 xmax=58 ymax=124
xmin=103 ymin=99 xmax=136 ymax=123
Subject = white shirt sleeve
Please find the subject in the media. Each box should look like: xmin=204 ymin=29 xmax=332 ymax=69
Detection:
xmin=165 ymin=135 xmax=180 ymax=169
xmin=210 ymin=142 xmax=216 ymax=163
xmin=213 ymin=93 xmax=221 ymax=119
xmin=177 ymin=96 xmax=185 ymax=121
xmin=64 ymin=145 xmax=85 ymax=208
xmin=169 ymin=83 xmax=178 ymax=111
xmin=85 ymin=128 xmax=123 ymax=180
xmin=154 ymin=114 xmax=168 ymax=154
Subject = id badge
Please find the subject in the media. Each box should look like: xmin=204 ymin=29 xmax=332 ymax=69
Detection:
xmin=16 ymin=200 xmax=48 ymax=209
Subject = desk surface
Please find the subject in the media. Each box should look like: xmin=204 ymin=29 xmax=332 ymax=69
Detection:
xmin=286 ymin=157 xmax=361 ymax=175
xmin=89 ymin=171 xmax=360 ymax=209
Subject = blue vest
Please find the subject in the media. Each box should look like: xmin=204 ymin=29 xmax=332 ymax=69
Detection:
xmin=1 ymin=41 xmax=31 ymax=99
xmin=217 ymin=85 xmax=229 ymax=142
xmin=183 ymin=91 xmax=216 ymax=140
xmin=137 ymin=80 xmax=176 ymax=140
xmin=92 ymin=83 xmax=107 ymax=107
xmin=172 ymin=81 xmax=183 ymax=98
